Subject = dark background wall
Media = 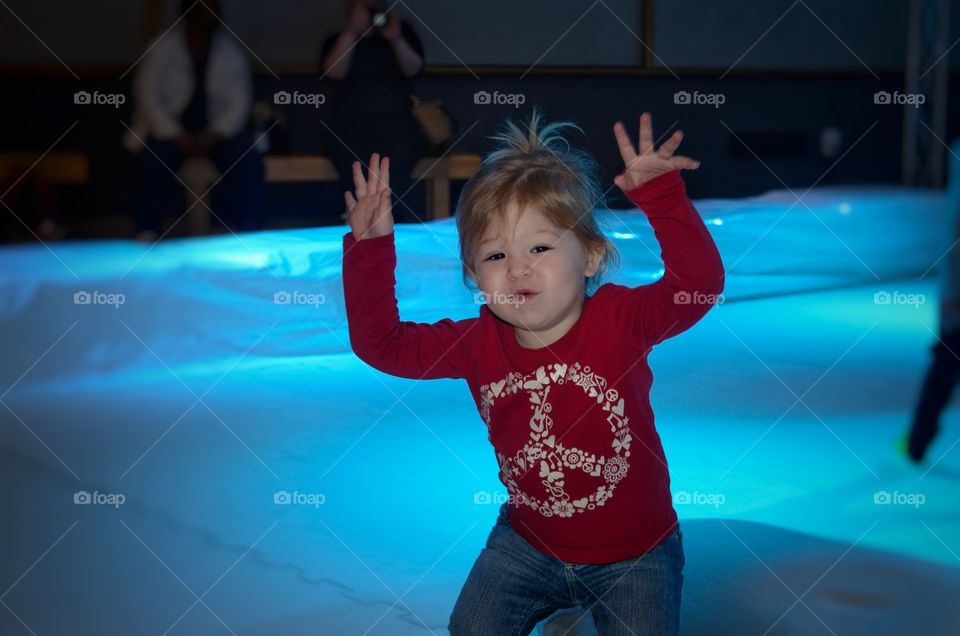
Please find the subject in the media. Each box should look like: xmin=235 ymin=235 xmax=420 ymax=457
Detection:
xmin=1 ymin=0 xmax=958 ymax=232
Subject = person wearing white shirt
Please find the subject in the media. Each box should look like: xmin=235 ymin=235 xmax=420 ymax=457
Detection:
xmin=125 ymin=0 xmax=265 ymax=238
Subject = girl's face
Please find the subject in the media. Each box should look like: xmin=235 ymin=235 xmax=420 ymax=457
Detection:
xmin=471 ymin=202 xmax=599 ymax=349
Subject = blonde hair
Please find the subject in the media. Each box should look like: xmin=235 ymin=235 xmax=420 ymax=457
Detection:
xmin=456 ymin=109 xmax=619 ymax=295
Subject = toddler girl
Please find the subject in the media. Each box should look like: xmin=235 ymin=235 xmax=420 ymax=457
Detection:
xmin=341 ymin=111 xmax=724 ymax=635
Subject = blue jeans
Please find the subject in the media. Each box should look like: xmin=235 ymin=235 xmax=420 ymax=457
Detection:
xmin=449 ymin=503 xmax=684 ymax=636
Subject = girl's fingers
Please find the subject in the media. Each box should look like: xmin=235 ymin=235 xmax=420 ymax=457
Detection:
xmin=613 ymin=122 xmax=637 ymax=166
xmin=378 ymin=188 xmax=391 ymax=216
xmin=379 ymin=156 xmax=390 ymax=192
xmin=672 ymin=156 xmax=701 ymax=171
xmin=345 ymin=191 xmax=357 ymax=213
xmin=658 ymin=130 xmax=683 ymax=158
xmin=352 ymin=161 xmax=367 ymax=197
xmin=368 ymin=153 xmax=380 ymax=193
xmin=638 ymin=112 xmax=654 ymax=156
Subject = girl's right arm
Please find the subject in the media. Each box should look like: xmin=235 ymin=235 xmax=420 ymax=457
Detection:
xmin=342 ymin=155 xmax=474 ymax=380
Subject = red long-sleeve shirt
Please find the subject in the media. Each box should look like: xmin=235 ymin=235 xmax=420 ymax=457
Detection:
xmin=342 ymin=170 xmax=724 ymax=564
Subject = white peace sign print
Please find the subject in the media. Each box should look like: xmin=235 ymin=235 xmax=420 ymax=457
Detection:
xmin=479 ymin=361 xmax=632 ymax=518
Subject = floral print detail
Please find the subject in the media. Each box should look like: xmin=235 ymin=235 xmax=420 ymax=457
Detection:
xmin=551 ymin=499 xmax=575 ymax=518
xmin=563 ymin=447 xmax=585 ymax=469
xmin=602 ymin=456 xmax=628 ymax=483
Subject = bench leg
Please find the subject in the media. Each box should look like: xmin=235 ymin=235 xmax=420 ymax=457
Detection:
xmin=431 ymin=177 xmax=451 ymax=219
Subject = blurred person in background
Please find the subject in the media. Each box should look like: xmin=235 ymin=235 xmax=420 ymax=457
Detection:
xmin=903 ymin=140 xmax=960 ymax=464
xmin=904 ymin=208 xmax=960 ymax=463
xmin=124 ymin=0 xmax=265 ymax=240
xmin=321 ymin=0 xmax=427 ymax=223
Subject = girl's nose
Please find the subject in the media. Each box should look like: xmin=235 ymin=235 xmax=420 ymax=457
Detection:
xmin=508 ymin=261 xmax=532 ymax=280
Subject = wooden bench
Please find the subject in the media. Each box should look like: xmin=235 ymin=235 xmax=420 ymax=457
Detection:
xmin=412 ymin=153 xmax=483 ymax=220
xmin=0 ymin=151 xmax=480 ymax=234
xmin=263 ymin=153 xmax=482 ymax=219
xmin=0 ymin=151 xmax=90 ymax=185
xmin=0 ymin=151 xmax=90 ymax=240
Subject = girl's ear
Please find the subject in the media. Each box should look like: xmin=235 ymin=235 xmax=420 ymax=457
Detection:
xmin=584 ymin=242 xmax=602 ymax=278
xmin=466 ymin=264 xmax=480 ymax=287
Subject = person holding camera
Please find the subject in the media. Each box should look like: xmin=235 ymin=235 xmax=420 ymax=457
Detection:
xmin=321 ymin=0 xmax=428 ymax=223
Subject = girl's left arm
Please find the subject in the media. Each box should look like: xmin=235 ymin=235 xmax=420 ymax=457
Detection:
xmin=609 ymin=113 xmax=725 ymax=348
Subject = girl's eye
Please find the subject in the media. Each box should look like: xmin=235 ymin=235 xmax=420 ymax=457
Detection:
xmin=484 ymin=246 xmax=551 ymax=261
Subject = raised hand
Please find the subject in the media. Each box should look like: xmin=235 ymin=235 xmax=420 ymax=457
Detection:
xmin=381 ymin=14 xmax=401 ymax=42
xmin=347 ymin=2 xmax=371 ymax=36
xmin=613 ymin=112 xmax=700 ymax=192
xmin=345 ymin=153 xmax=394 ymax=241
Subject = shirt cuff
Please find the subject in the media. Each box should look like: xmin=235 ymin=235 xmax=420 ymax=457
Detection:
xmin=622 ymin=171 xmax=686 ymax=216
xmin=343 ymin=231 xmax=395 ymax=253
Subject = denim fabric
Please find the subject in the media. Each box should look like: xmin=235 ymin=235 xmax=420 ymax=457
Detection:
xmin=449 ymin=502 xmax=684 ymax=635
